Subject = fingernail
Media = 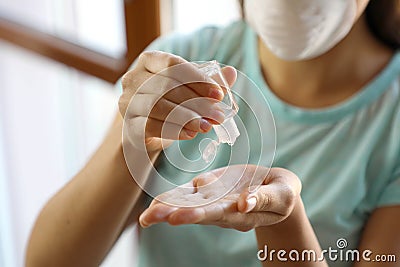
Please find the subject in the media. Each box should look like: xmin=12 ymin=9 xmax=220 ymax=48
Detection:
xmin=209 ymin=88 xmax=224 ymax=100
xmin=200 ymin=119 xmax=212 ymax=132
xmin=139 ymin=215 xmax=150 ymax=228
xmin=245 ymin=197 xmax=257 ymax=213
xmin=140 ymin=221 xmax=149 ymax=228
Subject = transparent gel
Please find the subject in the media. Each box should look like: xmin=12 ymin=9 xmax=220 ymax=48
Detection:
xmin=197 ymin=61 xmax=240 ymax=163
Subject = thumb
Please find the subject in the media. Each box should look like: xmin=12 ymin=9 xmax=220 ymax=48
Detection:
xmin=210 ymin=66 xmax=237 ymax=89
xmin=220 ymin=66 xmax=237 ymax=88
xmin=238 ymin=168 xmax=301 ymax=214
xmin=238 ymin=183 xmax=296 ymax=215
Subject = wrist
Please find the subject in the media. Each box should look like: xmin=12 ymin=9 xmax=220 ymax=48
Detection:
xmin=254 ymin=195 xmax=323 ymax=252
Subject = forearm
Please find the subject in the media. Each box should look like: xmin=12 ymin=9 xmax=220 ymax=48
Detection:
xmin=255 ymin=197 xmax=328 ymax=267
xmin=26 ymin=115 xmax=157 ymax=267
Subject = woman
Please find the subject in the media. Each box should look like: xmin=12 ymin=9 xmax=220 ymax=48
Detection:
xmin=26 ymin=0 xmax=400 ymax=266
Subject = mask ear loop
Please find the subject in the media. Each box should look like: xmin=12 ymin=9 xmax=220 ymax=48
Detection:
xmin=196 ymin=61 xmax=240 ymax=163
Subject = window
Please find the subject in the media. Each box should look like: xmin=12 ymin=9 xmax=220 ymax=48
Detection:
xmin=0 ymin=0 xmax=160 ymax=83
xmin=170 ymin=0 xmax=240 ymax=33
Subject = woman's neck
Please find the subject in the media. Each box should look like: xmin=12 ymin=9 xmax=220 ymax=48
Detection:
xmin=258 ymin=15 xmax=394 ymax=109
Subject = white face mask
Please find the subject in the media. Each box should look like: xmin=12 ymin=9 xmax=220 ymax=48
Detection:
xmin=244 ymin=0 xmax=357 ymax=61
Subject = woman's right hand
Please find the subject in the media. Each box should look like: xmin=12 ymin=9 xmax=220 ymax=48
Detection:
xmin=118 ymin=51 xmax=237 ymax=152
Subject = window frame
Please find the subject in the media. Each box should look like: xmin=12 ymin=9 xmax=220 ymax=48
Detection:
xmin=0 ymin=0 xmax=160 ymax=84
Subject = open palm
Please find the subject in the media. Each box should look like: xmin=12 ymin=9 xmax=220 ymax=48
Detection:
xmin=139 ymin=164 xmax=301 ymax=232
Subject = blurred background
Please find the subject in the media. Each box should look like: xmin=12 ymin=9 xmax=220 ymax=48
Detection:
xmin=0 ymin=0 xmax=239 ymax=266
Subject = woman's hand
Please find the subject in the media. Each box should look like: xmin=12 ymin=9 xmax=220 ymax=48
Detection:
xmin=119 ymin=51 xmax=237 ymax=152
xmin=139 ymin=164 xmax=302 ymax=232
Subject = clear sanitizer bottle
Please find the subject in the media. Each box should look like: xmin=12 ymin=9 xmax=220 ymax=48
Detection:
xmin=197 ymin=61 xmax=240 ymax=163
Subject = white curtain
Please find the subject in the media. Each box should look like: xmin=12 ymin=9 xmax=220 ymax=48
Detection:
xmin=0 ymin=113 xmax=15 ymax=267
xmin=0 ymin=39 xmax=138 ymax=267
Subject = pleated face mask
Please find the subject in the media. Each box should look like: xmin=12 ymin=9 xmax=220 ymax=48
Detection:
xmin=244 ymin=0 xmax=357 ymax=61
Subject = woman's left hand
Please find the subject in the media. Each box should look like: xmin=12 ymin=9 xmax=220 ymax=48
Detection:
xmin=139 ymin=164 xmax=302 ymax=232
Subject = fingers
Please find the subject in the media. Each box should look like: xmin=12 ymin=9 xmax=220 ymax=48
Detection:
xmin=139 ymin=174 xmax=225 ymax=228
xmin=126 ymin=116 xmax=198 ymax=142
xmin=138 ymin=166 xmax=302 ymax=230
xmin=237 ymin=170 xmax=301 ymax=215
xmin=127 ymin=112 xmax=216 ymax=142
xmin=139 ymin=205 xmax=203 ymax=227
xmin=119 ymin=70 xmax=153 ymax=116
xmin=140 ymin=200 xmax=230 ymax=227
xmin=120 ymin=51 xmax=239 ymax=152
xmin=138 ymin=52 xmax=236 ymax=92
xmin=138 ymin=51 xmax=225 ymax=100
xmin=221 ymin=66 xmax=237 ymax=88
xmin=192 ymin=171 xmax=220 ymax=188
xmin=211 ymin=66 xmax=237 ymax=92
xmin=137 ymin=51 xmax=187 ymax=73
xmin=139 ymin=200 xmax=284 ymax=230
xmin=120 ymin=51 xmax=226 ymax=117
xmin=168 ymin=202 xmax=227 ymax=225
xmin=139 ymin=203 xmax=178 ymax=228
xmin=122 ymin=52 xmax=238 ymax=115
xmin=160 ymin=66 xmax=236 ymax=106
xmin=133 ymin=72 xmax=224 ymax=102
xmin=125 ymin=93 xmax=225 ymax=143
xmin=139 ymin=183 xmax=197 ymax=227
xmin=127 ymin=93 xmax=225 ymax=128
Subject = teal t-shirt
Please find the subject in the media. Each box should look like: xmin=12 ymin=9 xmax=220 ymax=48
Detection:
xmin=128 ymin=21 xmax=400 ymax=267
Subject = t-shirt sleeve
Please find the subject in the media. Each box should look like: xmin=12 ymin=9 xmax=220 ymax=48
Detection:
xmin=376 ymin=164 xmax=400 ymax=207
xmin=376 ymin=104 xmax=400 ymax=208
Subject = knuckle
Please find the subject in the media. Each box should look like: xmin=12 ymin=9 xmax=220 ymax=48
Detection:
xmin=139 ymin=51 xmax=156 ymax=62
xmin=121 ymin=73 xmax=130 ymax=90
xmin=294 ymin=176 xmax=302 ymax=194
xmin=118 ymin=97 xmax=128 ymax=115
xmin=162 ymin=78 xmax=181 ymax=94
xmin=165 ymin=55 xmax=176 ymax=67
xmin=165 ymin=54 xmax=184 ymax=67
xmin=284 ymin=169 xmax=302 ymax=193
xmin=145 ymin=119 xmax=158 ymax=136
xmin=281 ymin=184 xmax=297 ymax=209
xmin=121 ymin=69 xmax=137 ymax=90
xmin=151 ymin=98 xmax=168 ymax=116
xmin=140 ymin=51 xmax=184 ymax=67
xmin=237 ymin=226 xmax=252 ymax=232
xmin=258 ymin=193 xmax=271 ymax=211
